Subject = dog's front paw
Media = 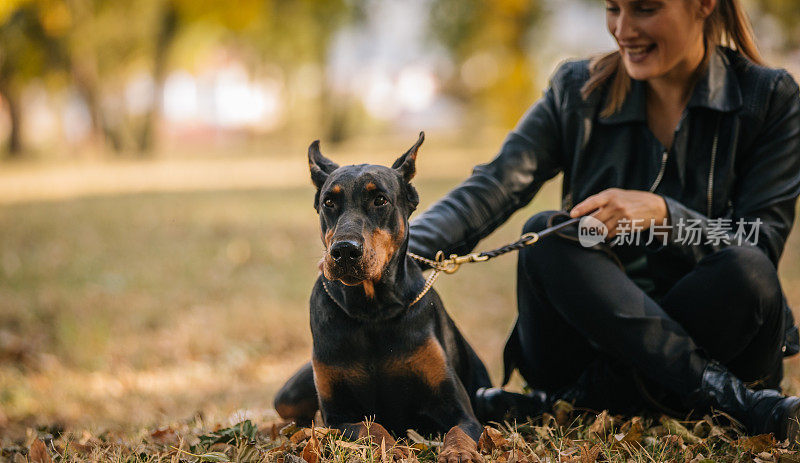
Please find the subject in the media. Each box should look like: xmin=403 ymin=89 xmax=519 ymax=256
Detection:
xmin=438 ymin=446 xmax=484 ymax=463
xmin=438 ymin=426 xmax=484 ymax=463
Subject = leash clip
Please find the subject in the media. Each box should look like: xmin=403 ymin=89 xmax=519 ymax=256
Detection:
xmin=435 ymin=250 xmax=488 ymax=274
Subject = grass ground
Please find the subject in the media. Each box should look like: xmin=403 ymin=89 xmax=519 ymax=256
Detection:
xmin=2 ymin=139 xmax=800 ymax=461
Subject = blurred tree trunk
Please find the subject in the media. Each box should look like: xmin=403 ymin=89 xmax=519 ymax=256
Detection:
xmin=137 ymin=1 xmax=177 ymax=155
xmin=0 ymin=78 xmax=22 ymax=157
xmin=321 ymin=69 xmax=350 ymax=145
xmin=62 ymin=0 xmax=125 ymax=153
xmin=71 ymin=60 xmax=124 ymax=152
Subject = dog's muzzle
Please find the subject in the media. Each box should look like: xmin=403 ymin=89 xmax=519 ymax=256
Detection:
xmin=331 ymin=240 xmax=362 ymax=266
xmin=327 ymin=240 xmax=366 ymax=284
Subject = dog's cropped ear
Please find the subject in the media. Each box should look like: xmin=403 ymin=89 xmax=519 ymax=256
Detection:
xmin=308 ymin=140 xmax=339 ymax=189
xmin=391 ymin=131 xmax=424 ymax=183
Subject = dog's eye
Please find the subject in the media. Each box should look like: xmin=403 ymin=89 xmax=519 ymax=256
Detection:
xmin=323 ymin=198 xmax=336 ymax=208
xmin=373 ymin=195 xmax=388 ymax=207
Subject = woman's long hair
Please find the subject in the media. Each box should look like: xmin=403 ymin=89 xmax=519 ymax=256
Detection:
xmin=581 ymin=0 xmax=764 ymax=117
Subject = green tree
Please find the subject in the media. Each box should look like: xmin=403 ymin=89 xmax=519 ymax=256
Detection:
xmin=0 ymin=0 xmax=68 ymax=156
xmin=429 ymin=0 xmax=543 ymax=128
xmin=257 ymin=0 xmax=366 ymax=143
xmin=752 ymin=0 xmax=800 ymax=50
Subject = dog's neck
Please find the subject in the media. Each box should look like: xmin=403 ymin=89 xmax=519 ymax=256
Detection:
xmin=323 ymin=237 xmax=426 ymax=321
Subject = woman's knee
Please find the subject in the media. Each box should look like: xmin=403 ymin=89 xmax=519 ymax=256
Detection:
xmin=701 ymin=246 xmax=782 ymax=317
xmin=522 ymin=210 xmax=562 ymax=235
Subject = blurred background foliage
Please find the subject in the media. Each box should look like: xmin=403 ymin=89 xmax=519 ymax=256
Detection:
xmin=0 ymin=0 xmax=796 ymax=159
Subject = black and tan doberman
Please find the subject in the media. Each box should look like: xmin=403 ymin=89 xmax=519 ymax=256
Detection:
xmin=274 ymin=132 xmax=491 ymax=462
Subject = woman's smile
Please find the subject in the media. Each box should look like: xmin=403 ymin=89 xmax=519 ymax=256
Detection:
xmin=620 ymin=42 xmax=657 ymax=64
xmin=606 ymin=0 xmax=707 ymax=82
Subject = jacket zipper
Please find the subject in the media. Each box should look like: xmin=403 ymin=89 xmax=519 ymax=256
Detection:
xmin=649 ymin=118 xmax=720 ymax=216
xmin=706 ymin=122 xmax=720 ymax=217
xmin=648 ymin=149 xmax=668 ymax=193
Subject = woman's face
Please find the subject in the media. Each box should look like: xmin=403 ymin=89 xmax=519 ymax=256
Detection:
xmin=606 ymin=0 xmax=708 ymax=81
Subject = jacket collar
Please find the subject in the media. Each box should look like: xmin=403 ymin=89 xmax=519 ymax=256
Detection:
xmin=598 ymin=46 xmax=743 ymax=125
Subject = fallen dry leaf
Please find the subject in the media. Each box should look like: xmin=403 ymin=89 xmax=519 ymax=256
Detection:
xmin=64 ymin=441 xmax=94 ymax=455
xmin=534 ymin=425 xmax=552 ymax=442
xmin=613 ymin=417 xmax=643 ymax=446
xmin=497 ymin=449 xmax=530 ymax=463
xmin=692 ymin=419 xmax=712 ymax=438
xmin=588 ymin=411 xmax=614 ymax=438
xmin=28 ymin=439 xmax=53 ymax=463
xmin=301 ymin=431 xmax=320 ymax=463
xmin=659 ymin=416 xmax=701 ymax=444
xmin=478 ymin=426 xmax=509 ymax=453
xmin=281 ymin=422 xmax=302 ymax=437
xmin=291 ymin=428 xmax=312 ymax=445
xmin=736 ymin=434 xmax=776 ymax=454
xmin=334 ymin=440 xmax=368 ymax=451
xmin=688 ymin=453 xmax=716 ymax=463
xmin=662 ymin=434 xmax=686 ymax=450
xmin=553 ymin=400 xmax=574 ymax=427
xmin=79 ymin=430 xmax=101 ymax=447
xmin=312 ymin=427 xmax=338 ymax=439
xmin=579 ymin=443 xmax=601 ymax=463
xmin=151 ymin=426 xmax=180 ymax=445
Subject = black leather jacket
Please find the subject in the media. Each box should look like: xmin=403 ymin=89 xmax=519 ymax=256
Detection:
xmin=408 ymin=46 xmax=800 ymax=354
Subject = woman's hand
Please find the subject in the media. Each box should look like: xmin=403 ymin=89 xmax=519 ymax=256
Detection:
xmin=569 ymin=188 xmax=668 ymax=238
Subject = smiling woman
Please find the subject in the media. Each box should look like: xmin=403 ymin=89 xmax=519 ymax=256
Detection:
xmin=408 ymin=0 xmax=800 ymax=441
xmin=587 ymin=0 xmax=762 ymax=148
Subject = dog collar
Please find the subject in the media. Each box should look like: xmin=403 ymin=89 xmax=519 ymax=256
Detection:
xmin=321 ymin=276 xmax=436 ymax=310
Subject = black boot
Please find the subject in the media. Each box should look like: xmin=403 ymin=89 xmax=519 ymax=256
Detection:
xmin=474 ymin=387 xmax=550 ymax=423
xmin=692 ymin=361 xmax=800 ymax=440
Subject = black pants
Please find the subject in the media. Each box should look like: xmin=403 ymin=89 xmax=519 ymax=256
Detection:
xmin=509 ymin=210 xmax=785 ymax=413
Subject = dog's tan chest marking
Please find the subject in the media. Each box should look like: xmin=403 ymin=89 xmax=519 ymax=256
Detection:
xmin=362 ymin=280 xmax=376 ymax=299
xmin=386 ymin=338 xmax=448 ymax=387
xmin=312 ymin=359 xmax=368 ymax=400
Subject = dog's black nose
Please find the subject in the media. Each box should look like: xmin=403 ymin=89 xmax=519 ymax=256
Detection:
xmin=330 ymin=240 xmax=363 ymax=263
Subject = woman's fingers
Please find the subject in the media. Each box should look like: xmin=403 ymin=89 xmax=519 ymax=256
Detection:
xmin=570 ymin=191 xmax=612 ymax=217
xmin=575 ymin=205 xmax=621 ymax=238
xmin=570 ymin=189 xmax=668 ymax=240
xmin=590 ymin=206 xmax=614 ymax=225
xmin=605 ymin=216 xmax=621 ymax=238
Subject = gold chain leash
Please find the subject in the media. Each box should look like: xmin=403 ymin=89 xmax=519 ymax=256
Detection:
xmin=321 ymin=212 xmax=584 ymax=310
xmin=405 ymin=231 xmax=540 ymax=306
